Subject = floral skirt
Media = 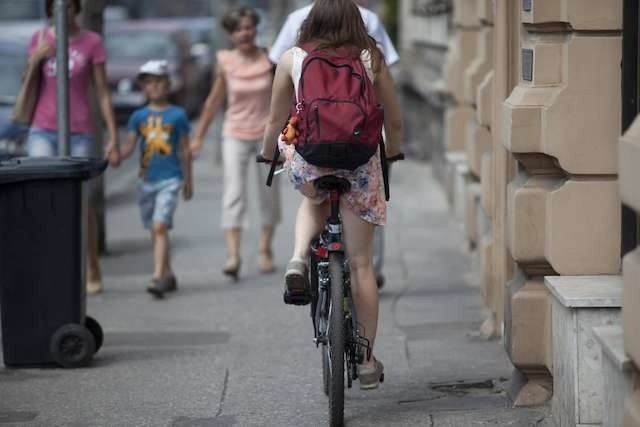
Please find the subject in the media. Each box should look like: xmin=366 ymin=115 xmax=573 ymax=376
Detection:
xmin=279 ymin=140 xmax=386 ymax=226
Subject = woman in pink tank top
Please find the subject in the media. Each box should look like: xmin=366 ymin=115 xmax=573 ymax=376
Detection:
xmin=192 ymin=6 xmax=281 ymax=280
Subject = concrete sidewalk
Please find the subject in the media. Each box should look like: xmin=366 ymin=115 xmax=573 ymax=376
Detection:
xmin=0 ymin=142 xmax=552 ymax=426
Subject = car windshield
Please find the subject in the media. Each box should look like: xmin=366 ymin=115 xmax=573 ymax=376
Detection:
xmin=105 ymin=31 xmax=177 ymax=62
xmin=0 ymin=52 xmax=25 ymax=99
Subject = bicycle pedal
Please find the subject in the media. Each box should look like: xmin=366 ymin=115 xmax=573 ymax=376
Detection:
xmin=283 ymin=290 xmax=310 ymax=306
xmin=380 ymin=373 xmax=385 ymax=383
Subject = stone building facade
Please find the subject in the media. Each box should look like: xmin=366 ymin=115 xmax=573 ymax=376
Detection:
xmin=399 ymin=0 xmax=640 ymax=424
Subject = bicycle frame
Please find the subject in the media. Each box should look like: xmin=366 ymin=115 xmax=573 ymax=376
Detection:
xmin=309 ymin=188 xmax=371 ymax=387
xmin=256 ymin=150 xmax=403 ymax=426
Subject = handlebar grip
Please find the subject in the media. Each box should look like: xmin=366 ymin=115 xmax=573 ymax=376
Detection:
xmin=260 ymin=145 xmax=282 ymax=187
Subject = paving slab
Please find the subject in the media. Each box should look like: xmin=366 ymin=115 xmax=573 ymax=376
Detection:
xmin=0 ymin=133 xmax=550 ymax=425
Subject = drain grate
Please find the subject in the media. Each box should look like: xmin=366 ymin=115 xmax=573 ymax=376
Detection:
xmin=398 ymin=378 xmax=507 ymax=409
xmin=398 ymin=394 xmax=509 ymax=412
xmin=431 ymin=379 xmax=495 ymax=392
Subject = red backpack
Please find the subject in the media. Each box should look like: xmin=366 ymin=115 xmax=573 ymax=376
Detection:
xmin=291 ymin=44 xmax=384 ymax=170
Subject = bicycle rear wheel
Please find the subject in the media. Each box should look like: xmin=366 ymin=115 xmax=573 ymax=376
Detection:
xmin=328 ymin=252 xmax=345 ymax=427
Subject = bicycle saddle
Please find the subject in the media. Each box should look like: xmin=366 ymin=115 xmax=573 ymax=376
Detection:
xmin=314 ymin=175 xmax=351 ymax=193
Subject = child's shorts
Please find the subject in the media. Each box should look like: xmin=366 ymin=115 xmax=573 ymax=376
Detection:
xmin=136 ymin=177 xmax=182 ymax=229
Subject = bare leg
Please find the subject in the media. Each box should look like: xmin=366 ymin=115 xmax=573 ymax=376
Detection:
xmin=165 ymin=229 xmax=173 ymax=279
xmin=223 ymin=228 xmax=241 ymax=277
xmin=292 ymin=197 xmax=329 ymax=261
xmin=152 ymin=223 xmax=170 ymax=280
xmin=340 ymin=201 xmax=378 ymax=369
xmin=259 ymin=226 xmax=276 ymax=273
xmin=86 ymin=206 xmax=103 ymax=295
xmin=372 ymin=226 xmax=384 ymax=280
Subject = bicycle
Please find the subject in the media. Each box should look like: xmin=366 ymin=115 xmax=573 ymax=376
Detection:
xmin=258 ymin=150 xmax=403 ymax=427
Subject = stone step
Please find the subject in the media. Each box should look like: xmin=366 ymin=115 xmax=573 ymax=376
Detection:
xmin=545 ymin=275 xmax=623 ymax=427
xmin=593 ymin=325 xmax=634 ymax=427
xmin=625 ymin=389 xmax=640 ymax=427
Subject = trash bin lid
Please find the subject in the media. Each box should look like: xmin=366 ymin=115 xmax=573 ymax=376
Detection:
xmin=0 ymin=157 xmax=108 ymax=185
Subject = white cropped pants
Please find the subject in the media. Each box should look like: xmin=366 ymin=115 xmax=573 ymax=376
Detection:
xmin=221 ymin=135 xmax=281 ymax=229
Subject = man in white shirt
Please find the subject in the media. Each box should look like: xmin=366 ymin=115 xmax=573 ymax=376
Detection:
xmin=269 ymin=2 xmax=399 ymax=66
xmin=269 ymin=1 xmax=399 ymax=289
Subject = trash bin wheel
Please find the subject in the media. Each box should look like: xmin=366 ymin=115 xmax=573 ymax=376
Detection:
xmin=84 ymin=316 xmax=103 ymax=354
xmin=50 ymin=324 xmax=96 ymax=368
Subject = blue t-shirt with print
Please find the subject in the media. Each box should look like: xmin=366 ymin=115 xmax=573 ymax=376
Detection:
xmin=126 ymin=105 xmax=190 ymax=182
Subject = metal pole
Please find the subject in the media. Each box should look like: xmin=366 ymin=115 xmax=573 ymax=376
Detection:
xmin=55 ymin=0 xmax=70 ymax=156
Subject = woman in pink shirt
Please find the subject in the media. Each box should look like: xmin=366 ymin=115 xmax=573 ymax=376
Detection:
xmin=191 ymin=6 xmax=280 ymax=279
xmin=26 ymin=0 xmax=120 ymax=295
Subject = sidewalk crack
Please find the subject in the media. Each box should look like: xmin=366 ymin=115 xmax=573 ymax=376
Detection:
xmin=391 ymin=247 xmax=412 ymax=367
xmin=215 ymin=369 xmax=230 ymax=418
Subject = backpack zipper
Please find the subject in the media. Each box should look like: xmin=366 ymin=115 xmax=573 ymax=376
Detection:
xmin=314 ymin=105 xmax=320 ymax=139
xmin=308 ymin=99 xmax=367 ymax=138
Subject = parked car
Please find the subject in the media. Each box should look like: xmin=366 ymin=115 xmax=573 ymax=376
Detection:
xmin=0 ymin=21 xmax=42 ymax=158
xmin=104 ymin=19 xmax=212 ymax=122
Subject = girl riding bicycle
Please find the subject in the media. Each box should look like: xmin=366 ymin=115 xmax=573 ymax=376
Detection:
xmin=261 ymin=0 xmax=403 ymax=389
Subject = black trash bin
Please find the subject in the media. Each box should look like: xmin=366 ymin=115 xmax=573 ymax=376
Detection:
xmin=0 ymin=157 xmax=107 ymax=368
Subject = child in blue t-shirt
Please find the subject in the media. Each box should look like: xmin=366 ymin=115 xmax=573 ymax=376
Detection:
xmin=120 ymin=60 xmax=193 ymax=298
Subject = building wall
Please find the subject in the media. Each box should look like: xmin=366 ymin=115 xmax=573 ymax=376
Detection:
xmin=397 ymin=0 xmax=451 ymax=162
xmin=400 ymin=0 xmax=632 ymax=413
xmin=620 ymin=117 xmax=640 ymax=427
xmin=502 ymin=0 xmax=622 ymax=406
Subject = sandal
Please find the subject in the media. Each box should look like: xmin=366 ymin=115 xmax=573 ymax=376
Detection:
xmin=358 ymin=358 xmax=384 ymax=390
xmin=223 ymin=256 xmax=241 ymax=280
xmin=259 ymin=250 xmax=276 ymax=274
xmin=86 ymin=279 xmax=103 ymax=296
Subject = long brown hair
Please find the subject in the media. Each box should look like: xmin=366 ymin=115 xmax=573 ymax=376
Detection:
xmin=297 ymin=0 xmax=382 ymax=73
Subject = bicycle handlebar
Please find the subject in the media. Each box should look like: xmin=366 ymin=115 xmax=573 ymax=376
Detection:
xmin=257 ymin=147 xmax=404 ymax=194
xmin=255 ymin=154 xmax=284 ymax=164
xmin=386 ymin=153 xmax=405 ymax=163
xmin=256 ymin=153 xmax=404 ymax=164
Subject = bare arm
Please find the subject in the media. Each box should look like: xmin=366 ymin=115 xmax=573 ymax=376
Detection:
xmin=93 ymin=63 xmax=120 ymax=165
xmin=261 ymin=51 xmax=294 ymax=160
xmin=374 ymin=62 xmax=403 ymax=157
xmin=26 ymin=29 xmax=52 ymax=70
xmin=180 ymin=134 xmax=193 ymax=200
xmin=120 ymin=131 xmax=137 ymax=160
xmin=191 ymin=64 xmax=226 ymax=155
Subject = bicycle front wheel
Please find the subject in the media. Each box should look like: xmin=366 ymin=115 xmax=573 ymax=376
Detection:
xmin=328 ymin=252 xmax=345 ymax=427
xmin=322 ymin=343 xmax=329 ymax=396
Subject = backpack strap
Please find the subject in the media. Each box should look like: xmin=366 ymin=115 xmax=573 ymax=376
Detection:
xmin=298 ymin=43 xmax=361 ymax=58
xmin=298 ymin=42 xmax=319 ymax=54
